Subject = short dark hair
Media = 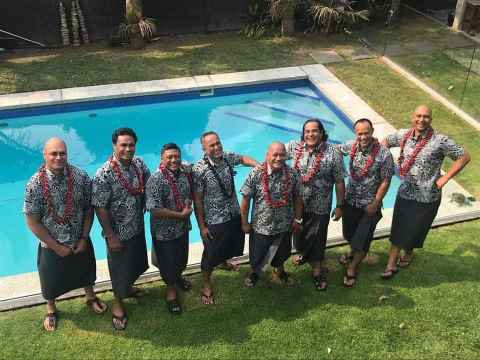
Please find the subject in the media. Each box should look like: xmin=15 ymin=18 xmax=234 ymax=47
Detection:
xmin=353 ymin=118 xmax=373 ymax=130
xmin=112 ymin=128 xmax=137 ymax=144
xmin=200 ymin=131 xmax=219 ymax=144
xmin=301 ymin=119 xmax=328 ymax=142
xmin=161 ymin=143 xmax=181 ymax=156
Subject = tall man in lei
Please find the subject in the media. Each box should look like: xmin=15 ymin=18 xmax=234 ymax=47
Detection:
xmin=92 ymin=128 xmax=151 ymax=330
xmin=146 ymin=143 xmax=193 ymax=315
xmin=381 ymin=105 xmax=470 ymax=279
xmin=193 ymin=131 xmax=258 ymax=305
xmin=240 ymin=142 xmax=303 ymax=287
xmin=285 ymin=119 xmax=345 ymax=291
xmin=338 ymin=118 xmax=394 ymax=287
xmin=24 ymin=138 xmax=107 ymax=332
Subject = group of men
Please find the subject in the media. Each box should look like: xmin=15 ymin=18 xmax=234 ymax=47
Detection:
xmin=24 ymin=104 xmax=470 ymax=332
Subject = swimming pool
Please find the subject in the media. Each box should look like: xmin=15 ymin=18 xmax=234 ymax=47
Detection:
xmin=0 ymin=79 xmax=401 ymax=277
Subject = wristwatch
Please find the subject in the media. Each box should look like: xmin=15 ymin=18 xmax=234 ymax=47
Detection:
xmin=294 ymin=218 xmax=303 ymax=224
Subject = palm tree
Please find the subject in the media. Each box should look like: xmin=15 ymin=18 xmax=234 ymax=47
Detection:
xmin=119 ymin=0 xmax=156 ymax=49
xmin=308 ymin=0 xmax=369 ymax=34
xmin=268 ymin=0 xmax=297 ymax=36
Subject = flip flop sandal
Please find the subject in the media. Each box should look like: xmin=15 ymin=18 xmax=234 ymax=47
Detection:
xmin=292 ymin=254 xmax=307 ymax=266
xmin=380 ymin=268 xmax=399 ymax=280
xmin=343 ymin=273 xmax=356 ymax=288
xmin=86 ymin=296 xmax=108 ymax=314
xmin=244 ymin=272 xmax=259 ymax=287
xmin=166 ymin=299 xmax=182 ymax=315
xmin=176 ymin=277 xmax=192 ymax=292
xmin=313 ymin=273 xmax=328 ymax=291
xmin=272 ymin=271 xmax=294 ymax=286
xmin=201 ymin=291 xmax=215 ymax=305
xmin=112 ymin=314 xmax=128 ymax=331
xmin=397 ymin=255 xmax=413 ymax=268
xmin=43 ymin=312 xmax=57 ymax=332
xmin=338 ymin=253 xmax=354 ymax=265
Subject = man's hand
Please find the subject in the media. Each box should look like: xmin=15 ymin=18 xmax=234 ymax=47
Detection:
xmin=73 ymin=237 xmax=87 ymax=254
xmin=435 ymin=175 xmax=449 ymax=190
xmin=200 ymin=225 xmax=213 ymax=242
xmin=54 ymin=243 xmax=73 ymax=257
xmin=180 ymin=206 xmax=193 ymax=219
xmin=107 ymin=233 xmax=124 ymax=252
xmin=242 ymin=222 xmax=252 ymax=234
xmin=365 ymin=200 xmax=380 ymax=217
xmin=332 ymin=207 xmax=343 ymax=221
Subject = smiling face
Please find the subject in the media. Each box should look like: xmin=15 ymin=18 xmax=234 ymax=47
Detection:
xmin=411 ymin=105 xmax=432 ymax=134
xmin=44 ymin=138 xmax=67 ymax=174
xmin=354 ymin=121 xmax=374 ymax=150
xmin=303 ymin=121 xmax=323 ymax=148
xmin=202 ymin=133 xmax=223 ymax=160
xmin=266 ymin=142 xmax=287 ymax=172
xmin=161 ymin=148 xmax=181 ymax=172
xmin=113 ymin=135 xmax=136 ymax=163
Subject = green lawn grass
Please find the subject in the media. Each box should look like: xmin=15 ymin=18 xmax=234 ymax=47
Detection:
xmin=1 ymin=10 xmax=479 ymax=360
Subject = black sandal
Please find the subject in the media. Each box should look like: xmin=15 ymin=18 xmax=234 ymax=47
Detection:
xmin=86 ymin=296 xmax=108 ymax=314
xmin=112 ymin=314 xmax=128 ymax=331
xmin=313 ymin=272 xmax=328 ymax=291
xmin=244 ymin=272 xmax=259 ymax=287
xmin=380 ymin=268 xmax=399 ymax=280
xmin=343 ymin=273 xmax=356 ymax=288
xmin=272 ymin=270 xmax=294 ymax=286
xmin=201 ymin=291 xmax=215 ymax=305
xmin=166 ymin=299 xmax=182 ymax=315
xmin=43 ymin=312 xmax=57 ymax=332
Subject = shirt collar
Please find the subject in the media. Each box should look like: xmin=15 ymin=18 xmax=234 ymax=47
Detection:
xmin=45 ymin=165 xmax=67 ymax=178
xmin=206 ymin=153 xmax=224 ymax=167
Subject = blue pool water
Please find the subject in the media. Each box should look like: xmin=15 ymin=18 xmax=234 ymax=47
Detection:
xmin=0 ymin=80 xmax=401 ymax=277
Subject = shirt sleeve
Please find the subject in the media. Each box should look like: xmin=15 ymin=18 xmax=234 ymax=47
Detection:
xmin=291 ymin=168 xmax=301 ymax=198
xmin=91 ymin=169 xmax=111 ymax=208
xmin=226 ymin=152 xmax=242 ymax=167
xmin=440 ymin=135 xmax=465 ymax=161
xmin=332 ymin=147 xmax=346 ymax=182
xmin=82 ymin=172 xmax=92 ymax=210
xmin=23 ymin=176 xmax=43 ymax=215
xmin=192 ymin=165 xmax=204 ymax=193
xmin=240 ymin=168 xmax=257 ymax=198
xmin=385 ymin=131 xmax=402 ymax=148
xmin=146 ymin=175 xmax=165 ymax=211
xmin=338 ymin=141 xmax=352 ymax=156
xmin=380 ymin=149 xmax=394 ymax=181
xmin=139 ymin=158 xmax=151 ymax=184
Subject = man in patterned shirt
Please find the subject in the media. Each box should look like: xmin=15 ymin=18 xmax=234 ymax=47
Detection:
xmin=146 ymin=143 xmax=193 ymax=314
xmin=24 ymin=138 xmax=107 ymax=332
xmin=193 ymin=131 xmax=258 ymax=305
xmin=338 ymin=118 xmax=394 ymax=287
xmin=285 ymin=119 xmax=345 ymax=291
xmin=381 ymin=105 xmax=470 ymax=279
xmin=240 ymin=142 xmax=303 ymax=287
xmin=92 ymin=128 xmax=151 ymax=330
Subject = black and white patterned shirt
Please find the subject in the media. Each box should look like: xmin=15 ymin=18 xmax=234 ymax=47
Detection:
xmin=285 ymin=140 xmax=345 ymax=215
xmin=146 ymin=167 xmax=192 ymax=242
xmin=23 ymin=165 xmax=92 ymax=248
xmin=240 ymin=165 xmax=301 ymax=236
xmin=339 ymin=140 xmax=394 ymax=208
xmin=192 ymin=152 xmax=242 ymax=225
xmin=386 ymin=129 xmax=465 ymax=203
xmin=92 ymin=156 xmax=151 ymax=242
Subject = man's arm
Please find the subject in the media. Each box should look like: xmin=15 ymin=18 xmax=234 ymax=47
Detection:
xmin=240 ymin=155 xmax=259 ymax=167
xmin=365 ymin=179 xmax=391 ymax=216
xmin=74 ymin=206 xmax=94 ymax=254
xmin=436 ymin=152 xmax=471 ymax=189
xmin=25 ymin=214 xmax=72 ymax=257
xmin=291 ymin=194 xmax=304 ymax=233
xmin=94 ymin=207 xmax=123 ymax=252
xmin=240 ymin=195 xmax=252 ymax=234
xmin=151 ymin=207 xmax=192 ymax=220
xmin=332 ymin=180 xmax=346 ymax=221
xmin=193 ymin=191 xmax=212 ymax=241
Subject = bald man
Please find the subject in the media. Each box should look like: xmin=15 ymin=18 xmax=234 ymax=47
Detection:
xmin=24 ymin=138 xmax=107 ymax=332
xmin=240 ymin=142 xmax=303 ymax=287
xmin=381 ymin=105 xmax=470 ymax=279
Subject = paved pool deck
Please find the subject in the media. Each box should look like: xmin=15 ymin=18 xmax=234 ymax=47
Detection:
xmin=1 ymin=64 xmax=479 ymax=311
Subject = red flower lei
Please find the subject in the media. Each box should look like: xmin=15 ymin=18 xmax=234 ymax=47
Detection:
xmin=398 ymin=128 xmax=433 ymax=177
xmin=39 ymin=164 xmax=74 ymax=225
xmin=159 ymin=164 xmax=191 ymax=211
xmin=262 ymin=162 xmax=290 ymax=209
xmin=110 ymin=156 xmax=144 ymax=196
xmin=293 ymin=141 xmax=325 ymax=184
xmin=349 ymin=139 xmax=380 ymax=181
